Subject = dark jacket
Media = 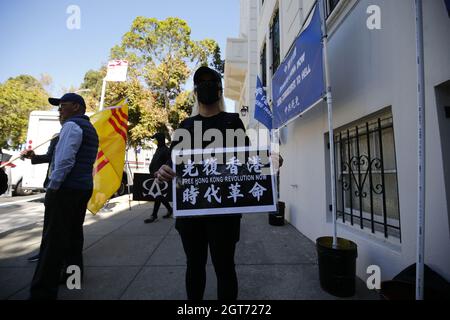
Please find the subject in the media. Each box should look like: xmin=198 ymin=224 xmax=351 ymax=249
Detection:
xmin=31 ymin=136 xmax=59 ymax=188
xmin=60 ymin=115 xmax=99 ymax=190
xmin=0 ymin=168 xmax=7 ymax=195
xmin=149 ymin=133 xmax=170 ymax=175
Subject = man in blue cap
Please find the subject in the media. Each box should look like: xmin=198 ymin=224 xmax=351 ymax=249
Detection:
xmin=29 ymin=93 xmax=99 ymax=300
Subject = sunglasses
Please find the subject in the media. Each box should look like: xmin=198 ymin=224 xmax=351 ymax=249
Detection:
xmin=58 ymin=102 xmax=75 ymax=110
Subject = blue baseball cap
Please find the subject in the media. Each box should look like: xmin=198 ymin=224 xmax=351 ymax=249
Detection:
xmin=49 ymin=93 xmax=86 ymax=109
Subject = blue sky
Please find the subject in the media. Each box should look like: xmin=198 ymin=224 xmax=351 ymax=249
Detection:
xmin=0 ymin=0 xmax=240 ymax=108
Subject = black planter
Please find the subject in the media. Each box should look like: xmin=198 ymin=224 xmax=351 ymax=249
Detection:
xmin=269 ymin=201 xmax=285 ymax=226
xmin=316 ymin=236 xmax=358 ymax=297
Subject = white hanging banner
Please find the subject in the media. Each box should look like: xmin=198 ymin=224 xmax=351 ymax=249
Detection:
xmin=105 ymin=60 xmax=129 ymax=82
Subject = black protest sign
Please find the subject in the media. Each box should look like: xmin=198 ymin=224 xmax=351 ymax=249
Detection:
xmin=172 ymin=147 xmax=277 ymax=217
xmin=133 ymin=173 xmax=172 ymax=201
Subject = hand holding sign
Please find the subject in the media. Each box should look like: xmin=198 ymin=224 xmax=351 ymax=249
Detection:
xmin=155 ymin=164 xmax=176 ymax=183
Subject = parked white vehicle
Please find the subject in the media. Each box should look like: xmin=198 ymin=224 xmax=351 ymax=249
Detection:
xmin=0 ymin=150 xmax=34 ymax=196
xmin=0 ymin=109 xmax=59 ymax=195
xmin=21 ymin=111 xmax=61 ymax=192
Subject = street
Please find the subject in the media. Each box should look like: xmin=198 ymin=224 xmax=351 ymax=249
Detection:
xmin=0 ymin=194 xmax=45 ymax=236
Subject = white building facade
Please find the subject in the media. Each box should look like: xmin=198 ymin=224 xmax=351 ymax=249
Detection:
xmin=225 ymin=0 xmax=450 ymax=283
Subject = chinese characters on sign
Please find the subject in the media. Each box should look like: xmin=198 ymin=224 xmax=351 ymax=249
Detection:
xmin=172 ymin=147 xmax=277 ymax=217
xmin=272 ymin=4 xmax=324 ymax=129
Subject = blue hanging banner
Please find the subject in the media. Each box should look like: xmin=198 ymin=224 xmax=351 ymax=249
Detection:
xmin=272 ymin=3 xmax=324 ymax=129
xmin=254 ymin=75 xmax=273 ymax=130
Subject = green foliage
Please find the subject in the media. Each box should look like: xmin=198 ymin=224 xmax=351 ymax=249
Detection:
xmin=169 ymin=90 xmax=193 ymax=129
xmin=0 ymin=75 xmax=49 ymax=149
xmin=79 ymin=68 xmax=106 ymax=112
xmin=212 ymin=45 xmax=225 ymax=75
xmin=79 ymin=17 xmax=224 ymax=149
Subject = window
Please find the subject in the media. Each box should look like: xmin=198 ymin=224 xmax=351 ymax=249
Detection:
xmin=260 ymin=43 xmax=267 ymax=87
xmin=333 ymin=110 xmax=401 ymax=240
xmin=327 ymin=0 xmax=341 ymax=16
xmin=270 ymin=10 xmax=280 ymax=74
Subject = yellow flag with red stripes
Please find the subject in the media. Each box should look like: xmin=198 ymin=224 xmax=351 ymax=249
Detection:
xmin=88 ymin=100 xmax=129 ymax=214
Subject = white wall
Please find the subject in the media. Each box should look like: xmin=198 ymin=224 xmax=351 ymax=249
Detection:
xmin=246 ymin=0 xmax=259 ymax=130
xmin=259 ymin=0 xmax=450 ymax=281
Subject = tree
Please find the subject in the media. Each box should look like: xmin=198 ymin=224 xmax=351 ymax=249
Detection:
xmin=104 ymin=17 xmax=222 ymax=148
xmin=79 ymin=68 xmax=106 ymax=112
xmin=39 ymin=73 xmax=54 ymax=93
xmin=212 ymin=45 xmax=225 ymax=75
xmin=169 ymin=90 xmax=194 ymax=129
xmin=0 ymin=75 xmax=49 ymax=149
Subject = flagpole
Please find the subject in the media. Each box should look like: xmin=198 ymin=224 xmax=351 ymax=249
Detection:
xmin=125 ymin=149 xmax=133 ymax=211
xmin=0 ymin=136 xmax=58 ymax=169
xmin=99 ymin=78 xmax=107 ymax=111
xmin=320 ymin=0 xmax=338 ymax=247
xmin=414 ymin=0 xmax=425 ymax=301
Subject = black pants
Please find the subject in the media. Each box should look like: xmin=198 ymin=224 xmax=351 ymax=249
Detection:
xmin=151 ymin=199 xmax=172 ymax=218
xmin=29 ymin=188 xmax=92 ymax=300
xmin=175 ymin=215 xmax=241 ymax=301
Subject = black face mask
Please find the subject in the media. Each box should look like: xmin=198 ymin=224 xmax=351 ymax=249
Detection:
xmin=196 ymin=81 xmax=221 ymax=105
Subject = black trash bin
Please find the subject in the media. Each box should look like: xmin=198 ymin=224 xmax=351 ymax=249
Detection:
xmin=316 ymin=237 xmax=358 ymax=297
xmin=269 ymin=201 xmax=285 ymax=226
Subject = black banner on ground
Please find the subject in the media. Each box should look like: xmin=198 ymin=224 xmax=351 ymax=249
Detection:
xmin=133 ymin=173 xmax=172 ymax=201
xmin=172 ymin=147 xmax=277 ymax=217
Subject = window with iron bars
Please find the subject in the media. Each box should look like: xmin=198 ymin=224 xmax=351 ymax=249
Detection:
xmin=333 ymin=111 xmax=401 ymax=241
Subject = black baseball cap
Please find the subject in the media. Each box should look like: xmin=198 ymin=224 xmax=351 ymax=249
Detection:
xmin=49 ymin=93 xmax=86 ymax=109
xmin=193 ymin=66 xmax=222 ymax=87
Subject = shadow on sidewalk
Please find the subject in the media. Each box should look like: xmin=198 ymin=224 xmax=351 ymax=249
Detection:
xmin=0 ymin=197 xmax=380 ymax=300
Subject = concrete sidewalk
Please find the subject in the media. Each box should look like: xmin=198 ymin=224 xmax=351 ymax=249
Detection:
xmin=0 ymin=196 xmax=379 ymax=300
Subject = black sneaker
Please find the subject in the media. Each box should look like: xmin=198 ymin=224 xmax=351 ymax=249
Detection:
xmin=163 ymin=212 xmax=173 ymax=219
xmin=144 ymin=217 xmax=157 ymax=224
xmin=27 ymin=254 xmax=40 ymax=263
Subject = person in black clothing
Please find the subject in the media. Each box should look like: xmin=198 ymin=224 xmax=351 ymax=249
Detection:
xmin=156 ymin=66 xmax=283 ymax=300
xmin=0 ymin=167 xmax=7 ymax=196
xmin=144 ymin=132 xmax=173 ymax=223
xmin=21 ymin=135 xmax=59 ymax=263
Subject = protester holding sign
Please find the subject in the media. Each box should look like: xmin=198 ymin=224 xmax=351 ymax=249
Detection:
xmin=156 ymin=66 xmax=283 ymax=301
xmin=156 ymin=67 xmax=284 ymax=300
